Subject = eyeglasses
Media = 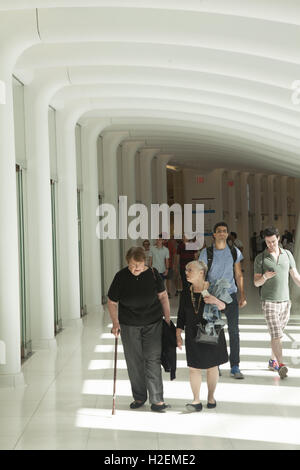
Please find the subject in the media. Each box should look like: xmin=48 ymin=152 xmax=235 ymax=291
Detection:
xmin=128 ymin=263 xmax=145 ymax=269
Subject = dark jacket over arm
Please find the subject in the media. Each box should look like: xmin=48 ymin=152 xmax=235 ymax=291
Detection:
xmin=161 ymin=319 xmax=177 ymax=380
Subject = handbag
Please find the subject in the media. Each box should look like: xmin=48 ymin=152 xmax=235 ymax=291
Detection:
xmin=195 ymin=321 xmax=223 ymax=346
xmin=190 ymin=286 xmax=224 ymax=346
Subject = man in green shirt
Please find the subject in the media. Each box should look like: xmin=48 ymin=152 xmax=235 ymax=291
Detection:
xmin=254 ymin=227 xmax=300 ymax=379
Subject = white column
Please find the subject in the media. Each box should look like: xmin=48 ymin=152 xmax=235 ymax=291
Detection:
xmin=0 ymin=9 xmax=41 ymax=386
xmin=267 ymin=175 xmax=275 ymax=227
xmin=211 ymin=168 xmax=225 ymax=224
xmin=139 ymin=148 xmax=159 ymax=242
xmin=0 ymin=59 xmax=24 ymax=387
xmin=56 ymin=111 xmax=82 ymax=321
xmin=23 ymin=72 xmax=68 ymax=349
xmin=102 ymin=131 xmax=128 ymax=292
xmin=156 ymin=154 xmax=172 ymax=205
xmin=280 ymin=176 xmax=288 ymax=231
xmin=240 ymin=172 xmax=250 ymax=261
xmin=173 ymin=170 xmax=184 ymax=207
xmin=228 ymin=170 xmax=238 ymax=233
xmin=152 ymin=156 xmax=158 ymax=204
xmin=122 ymin=141 xmax=144 ymax=255
xmin=140 ymin=149 xmax=159 ymax=207
xmin=295 ymin=179 xmax=300 ymax=229
xmin=81 ymin=123 xmax=108 ymax=315
xmin=254 ymin=173 xmax=262 ymax=233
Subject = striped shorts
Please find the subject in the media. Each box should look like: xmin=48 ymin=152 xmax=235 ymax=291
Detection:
xmin=262 ymin=301 xmax=291 ymax=339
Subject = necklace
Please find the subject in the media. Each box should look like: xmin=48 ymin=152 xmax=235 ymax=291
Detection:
xmin=190 ymin=286 xmax=202 ymax=315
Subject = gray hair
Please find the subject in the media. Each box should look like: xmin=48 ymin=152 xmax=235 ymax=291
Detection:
xmin=186 ymin=260 xmax=208 ymax=277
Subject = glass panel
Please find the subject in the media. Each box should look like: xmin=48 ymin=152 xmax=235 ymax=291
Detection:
xmin=16 ymin=165 xmax=32 ymax=360
xmin=98 ymin=195 xmax=107 ymax=304
xmin=51 ymin=180 xmax=62 ymax=334
xmin=77 ymin=189 xmax=85 ymax=316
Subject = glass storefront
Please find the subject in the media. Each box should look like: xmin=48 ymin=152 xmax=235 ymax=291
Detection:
xmin=51 ymin=179 xmax=62 ymax=334
xmin=16 ymin=165 xmax=32 ymax=360
xmin=77 ymin=189 xmax=86 ymax=316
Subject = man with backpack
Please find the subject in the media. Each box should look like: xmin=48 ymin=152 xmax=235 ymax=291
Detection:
xmin=199 ymin=222 xmax=247 ymax=379
xmin=254 ymin=227 xmax=300 ymax=379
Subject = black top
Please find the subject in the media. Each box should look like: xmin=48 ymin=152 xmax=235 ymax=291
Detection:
xmin=108 ymin=267 xmax=165 ymax=326
xmin=177 ymin=289 xmax=205 ymax=331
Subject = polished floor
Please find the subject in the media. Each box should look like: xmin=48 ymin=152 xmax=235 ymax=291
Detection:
xmin=1 ymin=281 xmax=300 ymax=450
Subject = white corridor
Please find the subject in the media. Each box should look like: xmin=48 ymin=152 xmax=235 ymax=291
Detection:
xmin=1 ymin=279 xmax=300 ymax=451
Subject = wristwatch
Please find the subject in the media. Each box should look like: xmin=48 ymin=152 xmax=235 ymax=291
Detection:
xmin=201 ymin=289 xmax=210 ymax=297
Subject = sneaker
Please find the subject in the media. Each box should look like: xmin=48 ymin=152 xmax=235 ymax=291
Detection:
xmin=268 ymin=359 xmax=279 ymax=372
xmin=278 ymin=364 xmax=288 ymax=379
xmin=230 ymin=366 xmax=244 ymax=380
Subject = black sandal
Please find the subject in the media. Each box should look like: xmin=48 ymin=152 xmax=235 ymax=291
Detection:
xmin=185 ymin=403 xmax=203 ymax=412
xmin=207 ymin=401 xmax=217 ymax=409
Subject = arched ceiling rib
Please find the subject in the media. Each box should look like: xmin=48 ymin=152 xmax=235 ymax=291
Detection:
xmin=2 ymin=0 xmax=300 ymax=26
xmin=53 ymin=83 xmax=300 ymax=130
xmin=3 ymin=2 xmax=300 ymax=174
xmin=31 ymin=8 xmax=300 ymax=63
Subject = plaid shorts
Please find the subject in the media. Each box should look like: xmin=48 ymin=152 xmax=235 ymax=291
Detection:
xmin=262 ymin=301 xmax=291 ymax=339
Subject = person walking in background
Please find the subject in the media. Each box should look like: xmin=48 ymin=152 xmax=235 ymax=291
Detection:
xmin=175 ymin=235 xmax=199 ymax=290
xmin=142 ymin=239 xmax=151 ymax=265
xmin=254 ymin=227 xmax=300 ymax=379
xmin=257 ymin=230 xmax=266 ymax=254
xmin=108 ymin=246 xmax=171 ymax=412
xmin=284 ymin=232 xmax=295 ymax=254
xmin=163 ymin=236 xmax=177 ymax=298
xmin=228 ymin=232 xmax=244 ymax=253
xmin=199 ymin=222 xmax=247 ymax=379
xmin=149 ymin=235 xmax=170 ymax=285
xmin=229 ymin=232 xmax=244 ymax=271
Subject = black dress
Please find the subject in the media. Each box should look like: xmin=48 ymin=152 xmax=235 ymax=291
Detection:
xmin=177 ymin=289 xmax=228 ymax=369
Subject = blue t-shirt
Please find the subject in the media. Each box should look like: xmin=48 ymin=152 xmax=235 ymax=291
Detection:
xmin=199 ymin=245 xmax=243 ymax=294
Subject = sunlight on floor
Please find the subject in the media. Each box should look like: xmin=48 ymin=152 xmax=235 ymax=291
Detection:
xmin=75 ymin=407 xmax=300 ymax=446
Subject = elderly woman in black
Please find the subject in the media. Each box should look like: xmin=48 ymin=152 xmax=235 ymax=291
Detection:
xmin=176 ymin=260 xmax=228 ymax=411
xmin=108 ymin=246 xmax=171 ymax=412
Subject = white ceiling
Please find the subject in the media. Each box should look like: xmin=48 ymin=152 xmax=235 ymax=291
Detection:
xmin=3 ymin=0 xmax=300 ymax=175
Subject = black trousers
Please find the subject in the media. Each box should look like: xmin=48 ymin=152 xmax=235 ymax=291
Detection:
xmin=120 ymin=319 xmax=164 ymax=405
xmin=223 ymin=294 xmax=240 ymax=368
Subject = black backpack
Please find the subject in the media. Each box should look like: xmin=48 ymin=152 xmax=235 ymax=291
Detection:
xmin=205 ymin=244 xmax=238 ymax=285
